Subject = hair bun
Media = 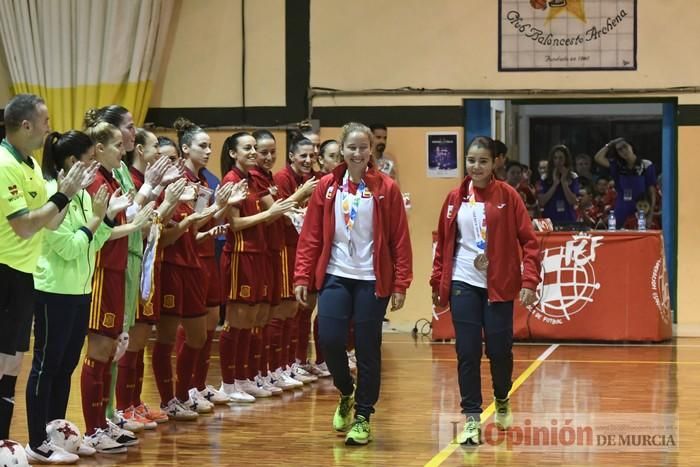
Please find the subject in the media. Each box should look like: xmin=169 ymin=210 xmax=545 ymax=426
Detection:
xmin=83 ymin=108 xmax=101 ymax=128
xmin=173 ymin=117 xmax=198 ymax=136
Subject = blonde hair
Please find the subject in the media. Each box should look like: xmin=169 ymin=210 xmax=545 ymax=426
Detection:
xmin=339 ymin=122 xmax=373 ymax=149
xmin=83 ymin=108 xmax=119 ymax=145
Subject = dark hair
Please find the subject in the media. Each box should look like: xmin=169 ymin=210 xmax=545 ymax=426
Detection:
xmin=252 ymin=129 xmax=275 ymax=142
xmin=466 ymin=136 xmax=497 ymax=160
xmin=173 ymin=117 xmax=204 ymax=152
xmin=369 ymin=123 xmax=387 ymax=132
xmin=635 ymin=192 xmax=651 ymax=205
xmin=606 ymin=138 xmax=638 ymax=165
xmin=596 ymin=174 xmax=610 ymax=182
xmin=287 ymin=131 xmax=313 ymax=158
xmin=3 ymin=94 xmax=45 ymax=132
xmin=494 ymin=139 xmax=508 ymax=157
xmin=545 ymin=144 xmax=573 ymax=183
xmin=505 ymin=159 xmax=522 ymax=173
xmin=320 ymin=139 xmax=338 ymax=157
xmin=221 ymin=132 xmax=252 ymax=175
xmin=41 ymin=130 xmax=93 ymax=180
xmin=575 ymin=153 xmax=592 ymax=162
xmin=125 ymin=128 xmax=155 ymax=166
xmin=83 ymin=105 xmax=129 ymax=129
xmin=157 ymin=135 xmax=178 ymax=151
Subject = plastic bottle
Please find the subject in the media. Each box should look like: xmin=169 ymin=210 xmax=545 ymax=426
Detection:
xmin=608 ymin=210 xmax=616 ymax=231
xmin=637 ymin=209 xmax=646 ymax=231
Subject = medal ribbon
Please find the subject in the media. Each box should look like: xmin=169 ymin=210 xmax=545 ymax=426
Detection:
xmin=341 ymin=170 xmax=366 ymax=237
xmin=468 ymin=181 xmax=487 ymax=253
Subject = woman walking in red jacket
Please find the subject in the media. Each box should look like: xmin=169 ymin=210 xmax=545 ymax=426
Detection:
xmin=431 ymin=136 xmax=541 ymax=446
xmin=294 ymin=122 xmax=412 ymax=446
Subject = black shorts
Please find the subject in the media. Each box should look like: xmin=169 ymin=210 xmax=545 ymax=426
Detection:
xmin=0 ymin=263 xmax=35 ymax=355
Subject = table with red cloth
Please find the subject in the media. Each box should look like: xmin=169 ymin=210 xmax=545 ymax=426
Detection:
xmin=431 ymin=231 xmax=672 ymax=342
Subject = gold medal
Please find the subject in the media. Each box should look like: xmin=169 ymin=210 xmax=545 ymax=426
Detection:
xmin=474 ymin=253 xmax=489 ymax=272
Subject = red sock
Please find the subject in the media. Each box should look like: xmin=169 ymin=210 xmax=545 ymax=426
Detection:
xmin=101 ymin=359 xmax=113 ymax=411
xmin=80 ymin=357 xmax=107 ymax=435
xmin=283 ymin=318 xmax=295 ymax=368
xmin=260 ymin=325 xmax=271 ymax=376
xmin=296 ymin=307 xmax=312 ymax=362
xmin=313 ymin=315 xmax=324 ymax=364
xmin=192 ymin=330 xmax=214 ymax=391
xmin=152 ymin=342 xmax=174 ymax=405
xmin=248 ymin=328 xmax=263 ymax=380
xmin=116 ymin=351 xmax=139 ymax=411
xmin=175 ymin=325 xmax=186 ymax=356
xmin=176 ymin=343 xmax=199 ymax=402
xmin=267 ymin=319 xmax=283 ymax=371
xmin=133 ymin=349 xmax=145 ymax=407
xmin=219 ymin=326 xmax=238 ymax=384
xmin=235 ymin=329 xmax=252 ymax=380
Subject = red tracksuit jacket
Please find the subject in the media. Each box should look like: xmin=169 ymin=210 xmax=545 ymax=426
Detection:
xmin=431 ymin=176 xmax=541 ymax=307
xmin=294 ymin=163 xmax=413 ymax=297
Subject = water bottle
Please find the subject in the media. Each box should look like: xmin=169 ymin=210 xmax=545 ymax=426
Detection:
xmin=637 ymin=209 xmax=646 ymax=231
xmin=607 ymin=210 xmax=616 ymax=231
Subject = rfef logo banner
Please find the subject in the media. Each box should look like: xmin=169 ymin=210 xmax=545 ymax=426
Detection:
xmin=499 ymin=0 xmax=637 ymax=71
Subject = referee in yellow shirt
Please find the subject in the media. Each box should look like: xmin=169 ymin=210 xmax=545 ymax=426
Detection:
xmin=0 ymin=94 xmax=91 ymax=440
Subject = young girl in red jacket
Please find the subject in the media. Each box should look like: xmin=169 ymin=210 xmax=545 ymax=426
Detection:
xmin=294 ymin=122 xmax=413 ymax=446
xmin=431 ymin=136 xmax=541 ymax=446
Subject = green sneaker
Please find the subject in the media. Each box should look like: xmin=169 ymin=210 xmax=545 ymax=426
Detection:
xmin=457 ymin=416 xmax=481 ymax=446
xmin=333 ymin=394 xmax=355 ymax=432
xmin=494 ymin=398 xmax=512 ymax=431
xmin=345 ymin=416 xmax=372 ymax=445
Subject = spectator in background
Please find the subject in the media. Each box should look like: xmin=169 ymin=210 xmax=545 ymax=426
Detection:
xmin=505 ymin=160 xmax=538 ymax=218
xmin=493 ymin=140 xmax=508 ymax=181
xmin=574 ymin=153 xmax=595 ymax=187
xmin=537 ymin=144 xmax=579 ymax=223
xmin=536 ymin=159 xmax=548 ymax=181
xmin=593 ymin=174 xmax=615 ymax=214
xmin=622 ymin=193 xmax=660 ymax=230
xmin=576 ymin=184 xmax=603 ymax=229
xmin=594 ymin=137 xmax=656 ymax=229
xmin=369 ymin=123 xmax=398 ymax=182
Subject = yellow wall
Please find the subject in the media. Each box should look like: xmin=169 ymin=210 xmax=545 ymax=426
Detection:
xmin=310 ymin=0 xmax=700 ymax=96
xmin=150 ymin=0 xmax=286 ymax=108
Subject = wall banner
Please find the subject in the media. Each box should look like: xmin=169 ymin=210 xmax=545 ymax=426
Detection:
xmin=499 ymin=0 xmax=637 ymax=71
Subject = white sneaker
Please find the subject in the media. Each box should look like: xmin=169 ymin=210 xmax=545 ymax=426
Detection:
xmin=220 ymin=381 xmax=256 ymax=403
xmin=75 ymin=441 xmax=96 ymax=457
xmin=256 ymin=374 xmax=282 ymax=395
xmin=200 ymin=385 xmax=231 ymax=405
xmin=186 ymin=389 xmax=214 ymax=413
xmin=274 ymin=368 xmax=303 ymax=389
xmin=111 ymin=410 xmax=144 ymax=433
xmin=83 ymin=428 xmax=127 ymax=454
xmin=290 ymin=363 xmax=317 ymax=383
xmin=310 ymin=361 xmax=332 ymax=377
xmin=25 ymin=440 xmax=80 ymax=464
xmin=238 ymin=378 xmax=272 ymax=398
xmin=163 ymin=398 xmax=198 ymax=421
xmin=105 ymin=420 xmax=139 ymax=447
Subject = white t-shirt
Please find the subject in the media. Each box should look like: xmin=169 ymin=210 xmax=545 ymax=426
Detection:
xmin=326 ymin=184 xmax=375 ymax=280
xmin=453 ymin=201 xmax=487 ymax=288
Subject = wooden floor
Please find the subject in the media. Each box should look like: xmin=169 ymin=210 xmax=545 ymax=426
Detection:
xmin=7 ymin=333 xmax=695 ymax=466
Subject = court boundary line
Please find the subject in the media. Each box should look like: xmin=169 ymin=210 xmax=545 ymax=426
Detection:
xmin=424 ymin=343 xmax=559 ymax=467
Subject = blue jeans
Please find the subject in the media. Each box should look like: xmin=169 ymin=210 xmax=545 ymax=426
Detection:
xmin=450 ymin=281 xmax=513 ymax=417
xmin=317 ymin=274 xmax=389 ymax=421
